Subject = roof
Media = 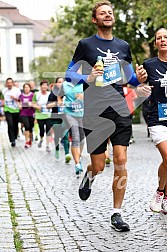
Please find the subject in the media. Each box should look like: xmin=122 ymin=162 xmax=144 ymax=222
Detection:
xmin=0 ymin=1 xmax=54 ymax=42
xmin=28 ymin=19 xmax=53 ymax=42
xmin=0 ymin=1 xmax=33 ymax=25
xmin=0 ymin=1 xmax=15 ymax=8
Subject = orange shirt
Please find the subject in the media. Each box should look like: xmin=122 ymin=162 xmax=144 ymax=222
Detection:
xmin=123 ymin=86 xmax=137 ymax=114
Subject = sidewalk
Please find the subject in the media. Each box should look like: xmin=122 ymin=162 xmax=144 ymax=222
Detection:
xmin=0 ymin=121 xmax=167 ymax=252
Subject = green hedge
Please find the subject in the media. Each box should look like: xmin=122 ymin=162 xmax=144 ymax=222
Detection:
xmin=132 ymin=105 xmax=141 ymax=124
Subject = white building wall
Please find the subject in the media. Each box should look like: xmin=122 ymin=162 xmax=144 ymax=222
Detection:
xmin=34 ymin=44 xmax=52 ymax=58
xmin=0 ymin=16 xmax=13 ymax=81
xmin=7 ymin=26 xmax=34 ymax=82
xmin=0 ymin=22 xmax=34 ymax=85
xmin=0 ymin=16 xmax=54 ymax=89
xmin=0 ymin=27 xmax=9 ymax=75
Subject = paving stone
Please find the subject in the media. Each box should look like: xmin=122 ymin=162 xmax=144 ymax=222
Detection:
xmin=1 ymin=122 xmax=167 ymax=251
xmin=0 ymin=243 xmax=16 ymax=249
xmin=23 ymin=249 xmax=40 ymax=252
xmin=0 ymin=249 xmax=16 ymax=252
xmin=22 ymin=240 xmax=39 ymax=248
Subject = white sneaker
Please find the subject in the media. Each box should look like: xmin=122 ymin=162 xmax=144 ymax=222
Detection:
xmin=46 ymin=146 xmax=51 ymax=153
xmin=55 ymin=150 xmax=60 ymax=160
xmin=162 ymin=197 xmax=167 ymax=214
xmin=150 ymin=191 xmax=164 ymax=213
xmin=129 ymin=136 xmax=135 ymax=144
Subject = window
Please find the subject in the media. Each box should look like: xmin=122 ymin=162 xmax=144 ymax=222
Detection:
xmin=16 ymin=57 xmax=23 ymax=73
xmin=0 ymin=58 xmax=1 ymax=73
xmin=16 ymin=33 xmax=22 ymax=44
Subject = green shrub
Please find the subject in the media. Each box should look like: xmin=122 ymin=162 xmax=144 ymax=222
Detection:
xmin=132 ymin=105 xmax=141 ymax=124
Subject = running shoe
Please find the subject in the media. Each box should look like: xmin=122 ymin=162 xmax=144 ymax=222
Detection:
xmin=75 ymin=163 xmax=82 ymax=175
xmin=111 ymin=213 xmax=130 ymax=232
xmin=55 ymin=150 xmax=60 ymax=160
xmin=162 ymin=196 xmax=167 ymax=214
xmin=79 ymin=157 xmax=83 ymax=172
xmin=24 ymin=142 xmax=30 ymax=148
xmin=46 ymin=146 xmax=51 ymax=153
xmin=79 ymin=171 xmax=94 ymax=200
xmin=149 ymin=191 xmax=164 ymax=213
xmin=38 ymin=139 xmax=43 ymax=148
xmin=11 ymin=141 xmax=16 ymax=147
xmin=129 ymin=136 xmax=135 ymax=144
xmin=105 ymin=158 xmax=111 ymax=166
xmin=65 ymin=154 xmax=71 ymax=164
xmin=28 ymin=140 xmax=32 ymax=147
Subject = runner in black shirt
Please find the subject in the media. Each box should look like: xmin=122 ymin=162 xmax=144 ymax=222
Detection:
xmin=66 ymin=1 xmax=147 ymax=231
xmin=140 ymin=28 xmax=167 ymax=214
xmin=47 ymin=77 xmax=71 ymax=163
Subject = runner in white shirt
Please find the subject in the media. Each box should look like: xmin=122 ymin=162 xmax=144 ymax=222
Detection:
xmin=2 ymin=78 xmax=21 ymax=147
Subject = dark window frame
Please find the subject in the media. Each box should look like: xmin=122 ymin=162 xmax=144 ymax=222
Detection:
xmin=16 ymin=57 xmax=23 ymax=73
xmin=16 ymin=33 xmax=22 ymax=44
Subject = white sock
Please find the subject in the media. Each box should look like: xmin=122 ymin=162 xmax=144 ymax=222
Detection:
xmin=87 ymin=171 xmax=95 ymax=181
xmin=111 ymin=208 xmax=122 ymax=215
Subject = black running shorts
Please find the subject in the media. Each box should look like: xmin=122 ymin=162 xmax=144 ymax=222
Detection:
xmin=83 ymin=112 xmax=132 ymax=154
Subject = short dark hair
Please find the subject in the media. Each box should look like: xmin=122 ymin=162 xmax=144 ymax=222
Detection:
xmin=40 ymin=80 xmax=48 ymax=86
xmin=92 ymin=1 xmax=113 ymax=19
xmin=6 ymin=77 xmax=13 ymax=82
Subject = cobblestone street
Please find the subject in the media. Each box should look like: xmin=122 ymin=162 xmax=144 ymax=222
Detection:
xmin=0 ymin=121 xmax=167 ymax=252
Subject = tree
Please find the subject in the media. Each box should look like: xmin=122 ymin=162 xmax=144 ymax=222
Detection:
xmin=56 ymin=0 xmax=167 ymax=63
xmin=30 ymin=28 xmax=81 ymax=83
xmin=30 ymin=0 xmax=167 ymax=80
xmin=29 ymin=8 xmax=82 ymax=82
xmin=125 ymin=0 xmax=167 ymax=58
xmin=30 ymin=56 xmax=55 ymax=84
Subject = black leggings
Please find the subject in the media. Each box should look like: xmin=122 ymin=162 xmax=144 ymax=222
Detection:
xmin=20 ymin=116 xmax=34 ymax=133
xmin=5 ymin=111 xmax=19 ymax=142
xmin=37 ymin=119 xmax=51 ymax=137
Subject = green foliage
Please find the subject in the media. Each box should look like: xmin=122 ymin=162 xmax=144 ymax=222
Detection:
xmin=30 ymin=0 xmax=167 ymax=80
xmin=30 ymin=30 xmax=81 ymax=82
xmin=56 ymin=0 xmax=167 ymax=62
xmin=50 ymin=29 xmax=80 ymax=71
xmin=6 ymin=170 xmax=23 ymax=252
xmin=132 ymin=106 xmax=141 ymax=124
xmin=30 ymin=56 xmax=56 ymax=84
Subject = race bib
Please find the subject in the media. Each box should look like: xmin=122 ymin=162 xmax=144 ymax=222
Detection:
xmin=103 ymin=62 xmax=122 ymax=86
xmin=41 ymin=106 xmax=51 ymax=114
xmin=69 ymin=101 xmax=83 ymax=112
xmin=22 ymin=98 xmax=29 ymax=107
xmin=58 ymin=106 xmax=65 ymax=114
xmin=158 ymin=103 xmax=167 ymax=121
xmin=5 ymin=100 xmax=14 ymax=106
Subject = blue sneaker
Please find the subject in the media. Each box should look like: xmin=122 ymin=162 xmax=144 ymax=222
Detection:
xmin=79 ymin=157 xmax=83 ymax=172
xmin=75 ymin=163 xmax=82 ymax=175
